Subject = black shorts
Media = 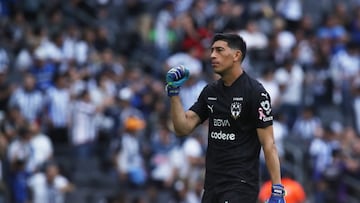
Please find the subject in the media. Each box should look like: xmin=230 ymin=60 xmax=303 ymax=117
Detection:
xmin=201 ymin=188 xmax=258 ymax=203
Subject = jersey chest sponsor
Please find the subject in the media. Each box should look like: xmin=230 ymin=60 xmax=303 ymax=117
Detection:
xmin=210 ymin=130 xmax=235 ymax=141
xmin=213 ymin=118 xmax=231 ymax=127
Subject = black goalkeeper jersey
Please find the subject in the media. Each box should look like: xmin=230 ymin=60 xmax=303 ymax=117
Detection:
xmin=190 ymin=72 xmax=273 ymax=193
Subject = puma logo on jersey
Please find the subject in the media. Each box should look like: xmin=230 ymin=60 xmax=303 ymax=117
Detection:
xmin=207 ymin=104 xmax=214 ymax=113
xmin=261 ymin=92 xmax=268 ymax=99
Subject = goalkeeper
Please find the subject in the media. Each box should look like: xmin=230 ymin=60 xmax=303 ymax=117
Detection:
xmin=166 ymin=33 xmax=285 ymax=203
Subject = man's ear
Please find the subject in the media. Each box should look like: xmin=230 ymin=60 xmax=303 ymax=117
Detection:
xmin=233 ymin=50 xmax=243 ymax=62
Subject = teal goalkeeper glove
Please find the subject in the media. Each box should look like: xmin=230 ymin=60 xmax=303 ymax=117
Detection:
xmin=165 ymin=65 xmax=190 ymax=97
xmin=267 ymin=184 xmax=286 ymax=203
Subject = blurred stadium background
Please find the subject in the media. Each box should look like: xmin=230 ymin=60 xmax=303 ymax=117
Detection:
xmin=0 ymin=0 xmax=360 ymax=202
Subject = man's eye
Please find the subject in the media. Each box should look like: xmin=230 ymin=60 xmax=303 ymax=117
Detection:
xmin=210 ymin=47 xmax=224 ymax=53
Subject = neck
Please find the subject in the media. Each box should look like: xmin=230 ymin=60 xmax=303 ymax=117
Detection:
xmin=222 ymin=66 xmax=243 ymax=86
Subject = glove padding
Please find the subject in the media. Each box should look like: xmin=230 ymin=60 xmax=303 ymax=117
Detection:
xmin=266 ymin=184 xmax=286 ymax=203
xmin=165 ymin=65 xmax=190 ymax=97
xmin=166 ymin=65 xmax=190 ymax=87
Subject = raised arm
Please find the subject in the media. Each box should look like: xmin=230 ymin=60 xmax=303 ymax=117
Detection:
xmin=170 ymin=95 xmax=201 ymax=136
xmin=166 ymin=65 xmax=201 ymax=136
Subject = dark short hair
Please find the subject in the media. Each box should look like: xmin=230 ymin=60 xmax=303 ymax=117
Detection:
xmin=211 ymin=33 xmax=247 ymax=62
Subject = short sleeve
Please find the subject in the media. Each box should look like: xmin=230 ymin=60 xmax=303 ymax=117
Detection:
xmin=189 ymin=85 xmax=209 ymax=123
xmin=251 ymin=86 xmax=273 ymax=128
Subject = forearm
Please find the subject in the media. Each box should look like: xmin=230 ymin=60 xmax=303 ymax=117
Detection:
xmin=263 ymin=143 xmax=282 ymax=185
xmin=170 ymin=96 xmax=193 ymax=136
xmin=166 ymin=65 xmax=197 ymax=136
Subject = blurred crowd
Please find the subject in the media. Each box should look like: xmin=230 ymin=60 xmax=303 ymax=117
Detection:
xmin=0 ymin=0 xmax=360 ymax=202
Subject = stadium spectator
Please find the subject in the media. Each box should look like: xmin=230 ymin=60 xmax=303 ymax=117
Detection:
xmin=0 ymin=63 xmax=15 ymax=115
xmin=349 ymin=6 xmax=360 ymax=44
xmin=44 ymin=72 xmax=71 ymax=144
xmin=291 ymin=105 xmax=323 ymax=146
xmin=275 ymin=0 xmax=303 ymax=32
xmin=180 ymin=129 xmax=206 ymax=189
xmin=302 ymin=45 xmax=334 ymax=108
xmin=148 ymin=124 xmax=181 ymax=202
xmin=0 ymin=106 xmax=26 ymax=142
xmin=28 ymin=121 xmax=53 ymax=174
xmin=7 ymin=124 xmax=32 ymax=203
xmin=152 ymin=0 xmax=178 ymax=63
xmin=88 ymin=70 xmax=117 ymax=138
xmin=114 ymin=116 xmax=147 ymax=188
xmin=8 ymin=73 xmax=45 ymax=123
xmin=271 ymin=17 xmax=297 ymax=65
xmin=274 ymin=57 xmax=305 ymax=129
xmin=330 ymin=40 xmax=360 ymax=124
xmin=68 ymin=89 xmax=112 ymax=159
xmin=316 ymin=14 xmax=348 ymax=54
xmin=309 ymin=123 xmax=342 ymax=203
xmin=27 ymin=161 xmax=74 ymax=203
xmin=29 ymin=46 xmax=57 ymax=92
xmin=238 ymin=20 xmax=269 ymax=51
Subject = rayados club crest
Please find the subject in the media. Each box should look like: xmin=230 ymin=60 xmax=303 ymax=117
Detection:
xmin=230 ymin=102 xmax=241 ymax=119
